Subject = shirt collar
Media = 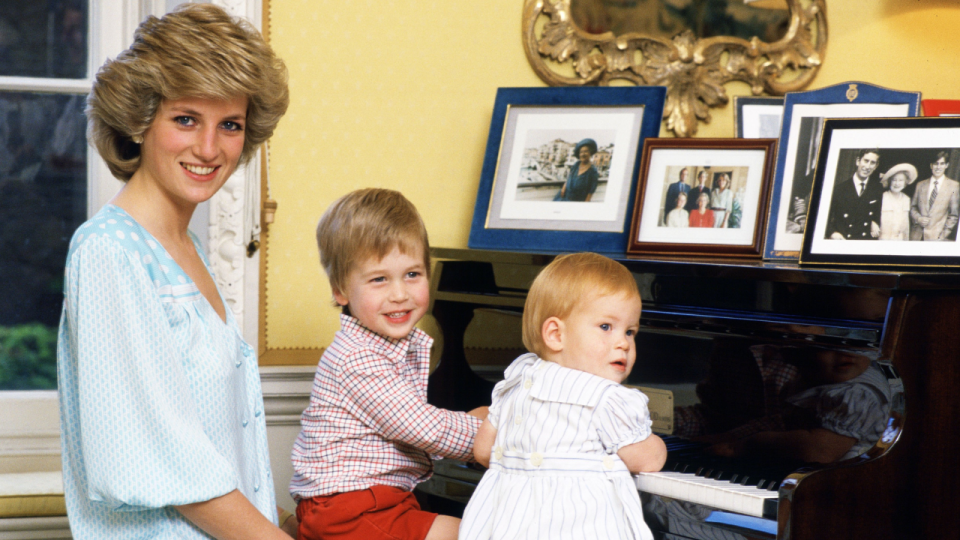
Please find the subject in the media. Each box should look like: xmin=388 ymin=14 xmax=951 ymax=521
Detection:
xmin=338 ymin=313 xmax=433 ymax=362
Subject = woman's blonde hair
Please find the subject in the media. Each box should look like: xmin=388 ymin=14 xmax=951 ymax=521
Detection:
xmin=316 ymin=189 xmax=430 ymax=304
xmin=86 ymin=3 xmax=289 ymax=181
xmin=522 ymin=252 xmax=640 ymax=357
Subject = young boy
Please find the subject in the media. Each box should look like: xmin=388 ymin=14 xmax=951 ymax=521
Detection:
xmin=291 ymin=188 xmax=487 ymax=540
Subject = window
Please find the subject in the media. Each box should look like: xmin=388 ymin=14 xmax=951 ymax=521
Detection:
xmin=0 ymin=0 xmax=265 ymax=474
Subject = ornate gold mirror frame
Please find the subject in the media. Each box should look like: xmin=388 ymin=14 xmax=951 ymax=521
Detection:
xmin=522 ymin=0 xmax=827 ymax=137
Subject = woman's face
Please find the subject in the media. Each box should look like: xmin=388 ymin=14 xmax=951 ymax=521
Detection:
xmin=578 ymin=146 xmax=592 ymax=164
xmin=698 ymin=193 xmax=709 ymax=209
xmin=136 ymin=95 xmax=248 ymax=209
xmin=718 ymin=175 xmax=728 ymax=190
xmin=675 ymin=194 xmax=686 ymax=208
xmin=889 ymin=173 xmax=907 ymax=193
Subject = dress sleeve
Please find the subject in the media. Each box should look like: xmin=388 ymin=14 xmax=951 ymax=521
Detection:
xmin=339 ymin=347 xmax=481 ymax=460
xmin=65 ymin=237 xmax=237 ymax=510
xmin=813 ymin=383 xmax=889 ymax=443
xmin=594 ymin=386 xmax=654 ymax=453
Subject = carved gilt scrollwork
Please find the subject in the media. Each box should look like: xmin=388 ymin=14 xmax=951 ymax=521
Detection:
xmin=522 ymin=0 xmax=827 ymax=137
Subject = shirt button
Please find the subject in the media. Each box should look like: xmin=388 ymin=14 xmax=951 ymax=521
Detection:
xmin=235 ymin=360 xmax=242 ymax=368
xmin=493 ymin=446 xmax=503 ymax=461
xmin=242 ymin=419 xmax=248 ymax=427
xmin=255 ymin=409 xmax=262 ymax=417
xmin=254 ymin=484 xmax=260 ymax=492
xmin=514 ymin=415 xmax=522 ymax=425
xmin=603 ymin=456 xmax=615 ymax=470
xmin=524 ymin=379 xmax=532 ymax=389
xmin=243 ymin=347 xmax=252 ymax=357
xmin=531 ymin=452 xmax=543 ymax=467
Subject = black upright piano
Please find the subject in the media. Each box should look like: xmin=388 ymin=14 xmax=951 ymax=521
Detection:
xmin=417 ymin=247 xmax=960 ymax=540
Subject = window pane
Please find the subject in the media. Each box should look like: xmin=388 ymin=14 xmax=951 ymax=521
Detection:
xmin=0 ymin=92 xmax=87 ymax=390
xmin=0 ymin=0 xmax=89 ymax=79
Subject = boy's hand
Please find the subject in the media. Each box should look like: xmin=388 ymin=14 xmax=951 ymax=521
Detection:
xmin=467 ymin=406 xmax=489 ymax=420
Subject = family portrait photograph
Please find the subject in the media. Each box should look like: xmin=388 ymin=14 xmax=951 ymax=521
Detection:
xmin=802 ymin=117 xmax=960 ymax=266
xmin=628 ymin=139 xmax=776 ymax=258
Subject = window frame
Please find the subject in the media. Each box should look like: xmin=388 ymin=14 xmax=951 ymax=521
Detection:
xmin=0 ymin=0 xmax=265 ymax=474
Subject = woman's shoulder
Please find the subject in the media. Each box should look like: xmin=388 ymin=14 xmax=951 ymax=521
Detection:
xmin=67 ymin=205 xmax=196 ymax=292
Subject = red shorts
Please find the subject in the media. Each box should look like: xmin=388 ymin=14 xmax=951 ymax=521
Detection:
xmin=296 ymin=486 xmax=438 ymax=540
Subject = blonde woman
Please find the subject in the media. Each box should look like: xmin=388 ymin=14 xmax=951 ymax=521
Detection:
xmin=58 ymin=5 xmax=294 ymax=538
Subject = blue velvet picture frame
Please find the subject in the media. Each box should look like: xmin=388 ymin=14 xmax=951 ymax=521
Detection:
xmin=467 ymin=86 xmax=666 ymax=253
xmin=762 ymin=82 xmax=921 ymax=260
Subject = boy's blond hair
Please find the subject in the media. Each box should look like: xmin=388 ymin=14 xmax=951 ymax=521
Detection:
xmin=522 ymin=252 xmax=640 ymax=358
xmin=316 ymin=189 xmax=430 ymax=303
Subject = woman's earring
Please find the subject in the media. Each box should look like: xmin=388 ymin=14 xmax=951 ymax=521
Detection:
xmin=132 ymin=135 xmax=143 ymax=145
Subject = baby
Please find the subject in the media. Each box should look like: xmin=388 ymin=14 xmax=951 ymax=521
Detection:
xmin=459 ymin=252 xmax=666 ymax=540
xmin=708 ymin=347 xmax=892 ymax=464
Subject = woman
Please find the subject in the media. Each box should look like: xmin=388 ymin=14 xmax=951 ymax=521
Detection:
xmin=665 ymin=191 xmax=689 ymax=227
xmin=57 ymin=4 xmax=293 ymax=539
xmin=879 ymin=163 xmax=916 ymax=240
xmin=710 ymin=173 xmax=734 ymax=228
xmin=689 ymin=191 xmax=715 ymax=227
xmin=555 ymin=138 xmax=600 ymax=202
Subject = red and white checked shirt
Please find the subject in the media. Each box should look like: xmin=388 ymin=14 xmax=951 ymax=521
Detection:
xmin=289 ymin=314 xmax=482 ymax=501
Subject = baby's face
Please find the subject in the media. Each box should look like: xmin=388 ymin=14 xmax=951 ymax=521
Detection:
xmin=555 ymin=292 xmax=642 ymax=383
xmin=810 ymin=350 xmax=871 ymax=385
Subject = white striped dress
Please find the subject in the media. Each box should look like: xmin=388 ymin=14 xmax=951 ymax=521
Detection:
xmin=460 ymin=353 xmax=655 ymax=540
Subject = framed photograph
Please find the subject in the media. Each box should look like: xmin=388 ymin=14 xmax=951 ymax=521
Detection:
xmin=923 ymin=99 xmax=960 ymax=117
xmin=468 ymin=86 xmax=666 ymax=252
xmin=801 ymin=117 xmax=960 ymax=267
xmin=762 ymin=82 xmax=921 ymax=261
xmin=627 ymin=138 xmax=776 ymax=258
xmin=734 ymin=96 xmax=784 ymax=139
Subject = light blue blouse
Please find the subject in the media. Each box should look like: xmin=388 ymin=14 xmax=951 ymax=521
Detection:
xmin=57 ymin=205 xmax=276 ymax=539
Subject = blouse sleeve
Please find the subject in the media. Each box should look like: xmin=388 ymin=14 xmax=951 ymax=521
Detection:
xmin=64 ymin=236 xmax=237 ymax=510
xmin=594 ymin=386 xmax=654 ymax=453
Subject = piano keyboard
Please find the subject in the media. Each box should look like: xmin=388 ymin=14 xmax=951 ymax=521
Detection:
xmin=635 ymin=470 xmax=778 ymax=518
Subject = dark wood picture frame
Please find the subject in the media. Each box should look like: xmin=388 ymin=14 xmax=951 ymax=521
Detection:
xmin=627 ymin=138 xmax=776 ymax=258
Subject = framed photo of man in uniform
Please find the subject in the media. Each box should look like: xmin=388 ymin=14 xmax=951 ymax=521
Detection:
xmin=801 ymin=117 xmax=960 ymax=267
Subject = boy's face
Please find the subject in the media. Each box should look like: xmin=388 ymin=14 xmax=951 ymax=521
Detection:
xmin=555 ymin=292 xmax=642 ymax=383
xmin=333 ymin=245 xmax=429 ymax=340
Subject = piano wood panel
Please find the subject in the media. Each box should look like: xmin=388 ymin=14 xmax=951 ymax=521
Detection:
xmin=426 ymin=248 xmax=960 ymax=539
xmin=786 ymin=291 xmax=960 ymax=540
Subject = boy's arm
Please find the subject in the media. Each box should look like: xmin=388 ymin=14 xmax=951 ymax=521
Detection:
xmin=618 ymin=433 xmax=667 ymax=474
xmin=341 ymin=355 xmax=482 ymax=460
xmin=467 ymin=406 xmax=489 ymax=421
xmin=473 ymin=419 xmax=497 ymax=468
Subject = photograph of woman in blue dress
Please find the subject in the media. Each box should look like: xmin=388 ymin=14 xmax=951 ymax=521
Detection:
xmin=554 ymin=138 xmax=601 ymax=202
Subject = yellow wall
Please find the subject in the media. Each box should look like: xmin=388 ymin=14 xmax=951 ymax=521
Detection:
xmin=265 ymin=0 xmax=960 ymax=352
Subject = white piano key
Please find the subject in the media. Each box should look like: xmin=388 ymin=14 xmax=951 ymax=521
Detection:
xmin=635 ymin=471 xmax=777 ymax=518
